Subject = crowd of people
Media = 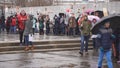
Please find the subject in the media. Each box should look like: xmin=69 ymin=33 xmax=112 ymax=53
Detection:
xmin=0 ymin=9 xmax=120 ymax=68
xmin=0 ymin=11 xmax=99 ymax=36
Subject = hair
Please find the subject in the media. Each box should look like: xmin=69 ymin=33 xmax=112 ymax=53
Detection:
xmin=104 ymin=21 xmax=110 ymax=25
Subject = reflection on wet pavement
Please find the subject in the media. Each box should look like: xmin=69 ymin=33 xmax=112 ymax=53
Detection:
xmin=0 ymin=33 xmax=80 ymax=43
xmin=0 ymin=50 xmax=119 ymax=68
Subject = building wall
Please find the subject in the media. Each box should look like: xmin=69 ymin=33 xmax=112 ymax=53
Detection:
xmin=53 ymin=0 xmax=106 ymax=5
xmin=6 ymin=2 xmax=120 ymax=19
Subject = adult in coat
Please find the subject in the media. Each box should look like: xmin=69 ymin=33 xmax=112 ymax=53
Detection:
xmin=17 ymin=10 xmax=27 ymax=45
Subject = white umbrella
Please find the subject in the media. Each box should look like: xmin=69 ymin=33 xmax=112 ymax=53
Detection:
xmin=88 ymin=15 xmax=100 ymax=21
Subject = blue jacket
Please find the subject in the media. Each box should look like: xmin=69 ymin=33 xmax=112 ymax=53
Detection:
xmin=98 ymin=27 xmax=114 ymax=51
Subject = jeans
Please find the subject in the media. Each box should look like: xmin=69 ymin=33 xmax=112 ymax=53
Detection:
xmin=11 ymin=26 xmax=16 ymax=33
xmin=80 ymin=35 xmax=90 ymax=52
xmin=24 ymin=35 xmax=32 ymax=46
xmin=98 ymin=49 xmax=113 ymax=68
xmin=69 ymin=28 xmax=75 ymax=36
xmin=61 ymin=27 xmax=65 ymax=35
xmin=1 ymin=23 xmax=5 ymax=31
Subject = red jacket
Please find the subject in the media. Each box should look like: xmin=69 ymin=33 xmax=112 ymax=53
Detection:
xmin=11 ymin=17 xmax=16 ymax=26
xmin=17 ymin=14 xmax=27 ymax=30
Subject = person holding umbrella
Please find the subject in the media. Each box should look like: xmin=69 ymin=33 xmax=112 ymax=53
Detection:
xmin=91 ymin=19 xmax=98 ymax=49
xmin=97 ymin=21 xmax=115 ymax=68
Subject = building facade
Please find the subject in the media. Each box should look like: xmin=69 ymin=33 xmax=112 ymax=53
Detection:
xmin=0 ymin=0 xmax=14 ymax=15
xmin=53 ymin=0 xmax=107 ymax=5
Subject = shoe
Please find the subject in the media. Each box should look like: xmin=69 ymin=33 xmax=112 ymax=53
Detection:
xmin=24 ymin=47 xmax=30 ymax=51
xmin=85 ymin=52 xmax=89 ymax=55
xmin=30 ymin=46 xmax=34 ymax=50
xmin=79 ymin=52 xmax=83 ymax=56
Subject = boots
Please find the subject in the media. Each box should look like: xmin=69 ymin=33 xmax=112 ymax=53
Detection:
xmin=117 ymin=54 xmax=120 ymax=64
xmin=30 ymin=45 xmax=34 ymax=50
xmin=24 ymin=45 xmax=34 ymax=51
xmin=24 ymin=46 xmax=30 ymax=51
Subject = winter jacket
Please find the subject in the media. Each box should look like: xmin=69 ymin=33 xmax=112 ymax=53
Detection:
xmin=46 ymin=20 xmax=50 ymax=29
xmin=6 ymin=17 xmax=12 ymax=28
xmin=11 ymin=17 xmax=17 ymax=26
xmin=39 ymin=19 xmax=44 ymax=29
xmin=80 ymin=20 xmax=91 ymax=36
xmin=32 ymin=18 xmax=37 ymax=28
xmin=54 ymin=18 xmax=59 ymax=28
xmin=68 ymin=17 xmax=76 ymax=28
xmin=23 ymin=15 xmax=33 ymax=36
xmin=17 ymin=14 xmax=27 ymax=30
xmin=98 ymin=27 xmax=114 ymax=51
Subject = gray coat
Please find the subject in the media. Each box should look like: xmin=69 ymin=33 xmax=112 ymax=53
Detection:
xmin=23 ymin=15 xmax=33 ymax=36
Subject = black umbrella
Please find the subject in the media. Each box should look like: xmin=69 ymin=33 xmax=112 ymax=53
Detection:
xmin=91 ymin=14 xmax=120 ymax=34
xmin=95 ymin=10 xmax=104 ymax=18
xmin=59 ymin=13 xmax=64 ymax=18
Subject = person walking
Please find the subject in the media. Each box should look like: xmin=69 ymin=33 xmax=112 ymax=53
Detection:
xmin=97 ymin=21 xmax=115 ymax=68
xmin=79 ymin=15 xmax=91 ymax=55
xmin=24 ymin=14 xmax=34 ymax=51
xmin=91 ymin=19 xmax=97 ymax=49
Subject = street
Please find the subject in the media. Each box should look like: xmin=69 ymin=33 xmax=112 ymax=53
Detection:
xmin=0 ymin=50 xmax=119 ymax=68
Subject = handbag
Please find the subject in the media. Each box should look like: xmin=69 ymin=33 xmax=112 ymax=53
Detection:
xmin=29 ymin=34 xmax=33 ymax=41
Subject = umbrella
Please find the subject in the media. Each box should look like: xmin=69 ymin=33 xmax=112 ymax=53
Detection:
xmin=59 ymin=13 xmax=64 ymax=18
xmin=91 ymin=14 xmax=120 ymax=34
xmin=95 ymin=10 xmax=104 ymax=18
xmin=88 ymin=15 xmax=100 ymax=21
xmin=85 ymin=9 xmax=94 ymax=14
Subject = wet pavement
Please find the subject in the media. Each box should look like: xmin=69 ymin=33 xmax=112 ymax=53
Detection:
xmin=0 ymin=33 xmax=119 ymax=68
xmin=0 ymin=33 xmax=80 ymax=43
xmin=0 ymin=50 xmax=119 ymax=68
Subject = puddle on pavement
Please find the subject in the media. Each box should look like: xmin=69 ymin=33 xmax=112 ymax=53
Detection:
xmin=59 ymin=63 xmax=77 ymax=68
xmin=80 ymin=61 xmax=91 ymax=67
